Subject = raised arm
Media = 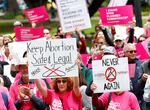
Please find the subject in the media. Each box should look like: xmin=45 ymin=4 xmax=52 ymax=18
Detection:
xmin=72 ymin=77 xmax=80 ymax=97
xmin=35 ymin=79 xmax=47 ymax=98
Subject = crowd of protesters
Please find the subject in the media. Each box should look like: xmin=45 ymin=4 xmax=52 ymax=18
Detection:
xmin=0 ymin=12 xmax=150 ymax=110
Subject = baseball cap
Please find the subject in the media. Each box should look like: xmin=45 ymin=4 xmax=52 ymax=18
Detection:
xmin=114 ymin=34 xmax=124 ymax=41
xmin=103 ymin=46 xmax=116 ymax=54
xmin=148 ymin=42 xmax=150 ymax=49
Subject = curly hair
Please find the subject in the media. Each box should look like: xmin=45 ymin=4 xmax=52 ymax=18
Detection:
xmin=51 ymin=77 xmax=73 ymax=92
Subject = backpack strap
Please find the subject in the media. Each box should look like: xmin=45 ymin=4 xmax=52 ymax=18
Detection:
xmin=1 ymin=92 xmax=8 ymax=110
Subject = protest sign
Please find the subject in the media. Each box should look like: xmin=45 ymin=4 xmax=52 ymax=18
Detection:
xmin=15 ymin=26 xmax=44 ymax=41
xmin=92 ymin=55 xmax=130 ymax=93
xmin=81 ymin=54 xmax=102 ymax=68
xmin=8 ymin=41 xmax=27 ymax=64
xmin=108 ymin=0 xmax=128 ymax=7
xmin=100 ymin=5 xmax=133 ymax=26
xmin=56 ymin=0 xmax=91 ymax=32
xmin=4 ymin=65 xmax=15 ymax=83
xmin=24 ymin=6 xmax=50 ymax=23
xmin=27 ymin=38 xmax=78 ymax=79
xmin=136 ymin=37 xmax=150 ymax=61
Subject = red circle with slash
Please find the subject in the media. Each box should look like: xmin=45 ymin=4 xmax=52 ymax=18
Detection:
xmin=105 ymin=67 xmax=116 ymax=82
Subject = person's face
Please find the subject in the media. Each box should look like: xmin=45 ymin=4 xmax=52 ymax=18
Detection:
xmin=3 ymin=36 xmax=11 ymax=45
xmin=93 ymin=38 xmax=105 ymax=50
xmin=124 ymin=46 xmax=136 ymax=62
xmin=115 ymin=40 xmax=123 ymax=48
xmin=19 ymin=65 xmax=29 ymax=83
xmin=97 ymin=31 xmax=104 ymax=38
xmin=56 ymin=78 xmax=67 ymax=93
xmin=44 ymin=32 xmax=51 ymax=40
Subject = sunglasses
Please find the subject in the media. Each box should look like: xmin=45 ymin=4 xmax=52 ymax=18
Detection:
xmin=44 ymin=33 xmax=49 ymax=34
xmin=56 ymin=79 xmax=67 ymax=84
xmin=128 ymin=50 xmax=136 ymax=54
xmin=115 ymin=40 xmax=122 ymax=42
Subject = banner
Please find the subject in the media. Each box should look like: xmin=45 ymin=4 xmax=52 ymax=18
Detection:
xmin=92 ymin=55 xmax=130 ymax=93
xmin=56 ymin=0 xmax=91 ymax=32
xmin=100 ymin=5 xmax=133 ymax=26
xmin=27 ymin=38 xmax=78 ymax=79
xmin=15 ymin=26 xmax=44 ymax=41
xmin=24 ymin=6 xmax=50 ymax=23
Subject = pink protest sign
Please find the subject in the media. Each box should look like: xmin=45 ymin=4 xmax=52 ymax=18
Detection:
xmin=136 ymin=37 xmax=150 ymax=61
xmin=128 ymin=64 xmax=135 ymax=78
xmin=24 ymin=6 xmax=50 ymax=23
xmin=100 ymin=5 xmax=133 ymax=26
xmin=15 ymin=26 xmax=44 ymax=41
xmin=81 ymin=54 xmax=102 ymax=68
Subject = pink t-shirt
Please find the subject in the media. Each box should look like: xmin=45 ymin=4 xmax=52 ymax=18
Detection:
xmin=99 ymin=91 xmax=140 ymax=110
xmin=43 ymin=89 xmax=82 ymax=110
xmin=0 ymin=86 xmax=16 ymax=110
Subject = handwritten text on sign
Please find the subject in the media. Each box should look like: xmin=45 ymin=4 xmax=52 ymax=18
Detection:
xmin=27 ymin=38 xmax=78 ymax=79
xmin=100 ymin=5 xmax=133 ymax=26
xmin=56 ymin=0 xmax=91 ymax=32
xmin=92 ymin=55 xmax=130 ymax=93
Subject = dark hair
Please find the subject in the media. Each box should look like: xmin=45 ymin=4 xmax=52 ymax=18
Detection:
xmin=0 ymin=61 xmax=9 ymax=75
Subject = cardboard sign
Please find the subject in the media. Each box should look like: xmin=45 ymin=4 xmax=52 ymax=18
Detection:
xmin=27 ymin=38 xmax=78 ymax=79
xmin=56 ymin=0 xmax=91 ymax=32
xmin=92 ymin=55 xmax=130 ymax=93
xmin=100 ymin=5 xmax=133 ymax=26
xmin=24 ymin=6 xmax=50 ymax=23
xmin=15 ymin=26 xmax=44 ymax=41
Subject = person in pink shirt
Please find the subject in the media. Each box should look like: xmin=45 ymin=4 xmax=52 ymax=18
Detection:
xmin=90 ymin=82 xmax=140 ymax=110
xmin=0 ymin=77 xmax=16 ymax=110
xmin=35 ymin=76 xmax=82 ymax=110
xmin=9 ymin=59 xmax=48 ymax=110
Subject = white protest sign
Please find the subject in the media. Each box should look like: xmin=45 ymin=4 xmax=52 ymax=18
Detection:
xmin=92 ymin=55 xmax=130 ymax=93
xmin=114 ymin=25 xmax=128 ymax=39
xmin=4 ymin=65 xmax=15 ymax=83
xmin=27 ymin=38 xmax=78 ymax=79
xmin=8 ymin=41 xmax=27 ymax=65
xmin=56 ymin=0 xmax=91 ymax=33
xmin=134 ymin=27 xmax=145 ymax=39
xmin=108 ymin=0 xmax=128 ymax=7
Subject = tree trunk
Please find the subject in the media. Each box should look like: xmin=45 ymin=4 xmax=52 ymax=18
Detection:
xmin=7 ymin=0 xmax=19 ymax=13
